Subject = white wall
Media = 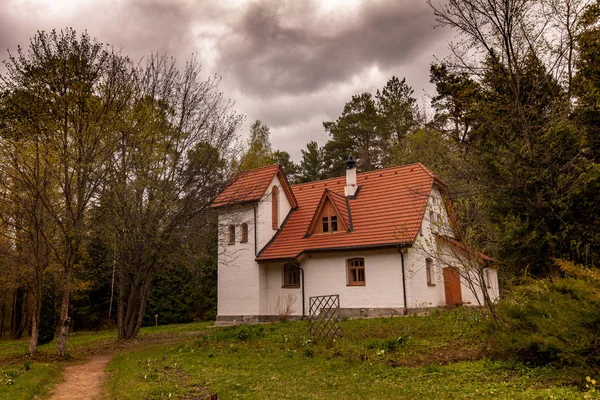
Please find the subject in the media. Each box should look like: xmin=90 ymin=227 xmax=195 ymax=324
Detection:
xmin=217 ymin=205 xmax=258 ymax=316
xmin=260 ymin=249 xmax=406 ymax=316
xmin=217 ymin=173 xmax=294 ymax=318
xmin=256 ymin=174 xmax=292 ymax=252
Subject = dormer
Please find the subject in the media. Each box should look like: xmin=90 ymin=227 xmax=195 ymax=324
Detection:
xmin=306 ymin=189 xmax=353 ymax=236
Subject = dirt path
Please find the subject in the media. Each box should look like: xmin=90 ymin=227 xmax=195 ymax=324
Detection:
xmin=49 ymin=354 xmax=112 ymax=400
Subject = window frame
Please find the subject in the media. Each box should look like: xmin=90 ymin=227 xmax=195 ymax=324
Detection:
xmin=240 ymin=223 xmax=248 ymax=243
xmin=426 ymin=258 xmax=435 ymax=286
xmin=330 ymin=216 xmax=338 ymax=232
xmin=347 ymin=258 xmax=366 ymax=286
xmin=228 ymin=225 xmax=235 ymax=245
xmin=485 ymin=269 xmax=492 ymax=289
xmin=282 ymin=263 xmax=301 ymax=288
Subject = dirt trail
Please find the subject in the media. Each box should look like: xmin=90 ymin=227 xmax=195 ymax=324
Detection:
xmin=49 ymin=354 xmax=112 ymax=400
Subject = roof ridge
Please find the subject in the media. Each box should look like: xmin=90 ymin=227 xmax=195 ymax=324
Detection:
xmin=291 ymin=162 xmax=429 ymax=188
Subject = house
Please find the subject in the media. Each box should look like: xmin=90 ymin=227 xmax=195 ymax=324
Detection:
xmin=210 ymin=158 xmax=499 ymax=324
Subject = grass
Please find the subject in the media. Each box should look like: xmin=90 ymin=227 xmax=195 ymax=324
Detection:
xmin=0 ymin=320 xmax=211 ymax=400
xmin=0 ymin=311 xmax=597 ymax=399
xmin=104 ymin=310 xmax=597 ymax=399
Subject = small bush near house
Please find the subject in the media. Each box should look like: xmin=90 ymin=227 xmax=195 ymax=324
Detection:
xmin=486 ymin=261 xmax=600 ymax=371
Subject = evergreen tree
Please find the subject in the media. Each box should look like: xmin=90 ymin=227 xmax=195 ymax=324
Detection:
xmin=298 ymin=141 xmax=326 ymax=183
xmin=376 ymin=76 xmax=419 ymax=142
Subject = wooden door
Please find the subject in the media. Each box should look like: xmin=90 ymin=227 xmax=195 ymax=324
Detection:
xmin=443 ymin=267 xmax=463 ymax=306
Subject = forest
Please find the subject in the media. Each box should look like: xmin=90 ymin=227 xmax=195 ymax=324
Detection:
xmin=0 ymin=0 xmax=599 ymax=370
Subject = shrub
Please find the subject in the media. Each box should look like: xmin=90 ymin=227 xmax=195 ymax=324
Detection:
xmin=486 ymin=267 xmax=600 ymax=370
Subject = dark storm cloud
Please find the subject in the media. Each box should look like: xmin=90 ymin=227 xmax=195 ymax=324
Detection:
xmin=219 ymin=0 xmax=446 ymax=96
xmin=98 ymin=0 xmax=199 ymax=61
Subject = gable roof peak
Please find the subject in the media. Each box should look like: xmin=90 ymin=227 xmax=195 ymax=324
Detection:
xmin=211 ymin=163 xmax=298 ymax=209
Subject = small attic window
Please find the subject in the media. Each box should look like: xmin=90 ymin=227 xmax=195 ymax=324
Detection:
xmin=331 ymin=216 xmax=338 ymax=232
xmin=322 ymin=217 xmax=329 ymax=232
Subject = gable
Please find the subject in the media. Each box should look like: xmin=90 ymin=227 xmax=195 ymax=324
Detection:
xmin=211 ymin=164 xmax=298 ymax=209
xmin=306 ymin=191 xmax=351 ymax=235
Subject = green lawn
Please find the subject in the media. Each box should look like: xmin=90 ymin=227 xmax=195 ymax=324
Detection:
xmin=105 ymin=310 xmax=597 ymax=399
xmin=0 ymin=312 xmax=597 ymax=399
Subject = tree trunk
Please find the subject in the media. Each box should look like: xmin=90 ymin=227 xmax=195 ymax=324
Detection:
xmin=29 ymin=278 xmax=43 ymax=354
xmin=117 ymin=261 xmax=126 ymax=339
xmin=132 ymin=279 xmax=152 ymax=338
xmin=56 ymin=265 xmax=72 ymax=357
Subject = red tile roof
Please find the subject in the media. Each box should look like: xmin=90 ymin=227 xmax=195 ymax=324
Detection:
xmin=257 ymin=163 xmax=444 ymax=261
xmin=211 ymin=164 xmax=297 ymax=209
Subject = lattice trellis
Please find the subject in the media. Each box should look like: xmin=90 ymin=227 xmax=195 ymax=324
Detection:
xmin=309 ymin=294 xmax=342 ymax=340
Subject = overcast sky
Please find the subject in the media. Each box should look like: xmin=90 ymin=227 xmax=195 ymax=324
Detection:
xmin=1 ymin=0 xmax=453 ymax=161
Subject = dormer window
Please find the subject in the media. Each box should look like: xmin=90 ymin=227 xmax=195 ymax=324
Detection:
xmin=308 ymin=191 xmax=351 ymax=235
xmin=321 ymin=215 xmax=339 ymax=233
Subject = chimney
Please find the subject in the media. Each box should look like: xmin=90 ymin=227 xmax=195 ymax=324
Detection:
xmin=344 ymin=154 xmax=357 ymax=197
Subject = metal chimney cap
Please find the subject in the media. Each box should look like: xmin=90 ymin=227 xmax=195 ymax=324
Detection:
xmin=346 ymin=154 xmax=356 ymax=169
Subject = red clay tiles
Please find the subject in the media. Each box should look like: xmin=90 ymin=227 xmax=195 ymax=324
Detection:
xmin=257 ymin=163 xmax=444 ymax=261
xmin=211 ymin=164 xmax=297 ymax=209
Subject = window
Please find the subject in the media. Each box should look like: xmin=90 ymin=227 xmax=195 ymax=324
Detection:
xmin=347 ymin=258 xmax=365 ymax=286
xmin=272 ymin=186 xmax=279 ymax=230
xmin=330 ymin=216 xmax=338 ymax=232
xmin=240 ymin=223 xmax=248 ymax=243
xmin=322 ymin=217 xmax=329 ymax=232
xmin=228 ymin=225 xmax=235 ymax=245
xmin=426 ymin=258 xmax=435 ymax=286
xmin=283 ymin=263 xmax=300 ymax=288
xmin=485 ymin=269 xmax=492 ymax=289
xmin=321 ymin=215 xmax=338 ymax=233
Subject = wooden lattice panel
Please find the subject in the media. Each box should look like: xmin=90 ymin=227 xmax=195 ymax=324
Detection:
xmin=309 ymin=294 xmax=342 ymax=340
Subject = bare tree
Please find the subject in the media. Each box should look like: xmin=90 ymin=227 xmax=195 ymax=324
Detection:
xmin=103 ymin=54 xmax=242 ymax=339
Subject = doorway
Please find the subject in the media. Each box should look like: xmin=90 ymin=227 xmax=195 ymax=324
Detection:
xmin=443 ymin=267 xmax=463 ymax=306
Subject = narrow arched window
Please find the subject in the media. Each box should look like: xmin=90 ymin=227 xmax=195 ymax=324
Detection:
xmin=426 ymin=258 xmax=435 ymax=286
xmin=228 ymin=225 xmax=235 ymax=245
xmin=240 ymin=223 xmax=248 ymax=243
xmin=272 ymin=186 xmax=279 ymax=230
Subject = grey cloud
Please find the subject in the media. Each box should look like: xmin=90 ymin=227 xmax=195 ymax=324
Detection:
xmin=218 ymin=0 xmax=446 ymax=96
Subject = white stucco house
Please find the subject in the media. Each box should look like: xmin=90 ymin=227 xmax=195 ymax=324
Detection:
xmin=211 ymin=159 xmax=499 ymax=324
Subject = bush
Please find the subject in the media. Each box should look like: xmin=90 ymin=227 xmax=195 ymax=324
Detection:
xmin=486 ymin=270 xmax=600 ymax=370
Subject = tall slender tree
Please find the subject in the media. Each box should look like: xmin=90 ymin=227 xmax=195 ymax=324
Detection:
xmin=0 ymin=29 xmax=133 ymax=355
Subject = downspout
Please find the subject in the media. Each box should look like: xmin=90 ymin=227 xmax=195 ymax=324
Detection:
xmin=253 ymin=204 xmax=258 ymax=256
xmin=297 ymin=264 xmax=306 ymax=318
xmin=397 ymin=246 xmax=408 ymax=316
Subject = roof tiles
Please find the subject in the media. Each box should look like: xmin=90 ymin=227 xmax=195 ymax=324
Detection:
xmin=211 ymin=164 xmax=297 ymax=209
xmin=257 ymin=163 xmax=439 ymax=261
